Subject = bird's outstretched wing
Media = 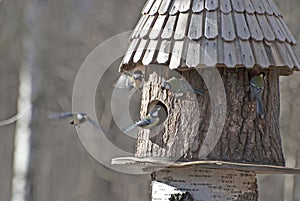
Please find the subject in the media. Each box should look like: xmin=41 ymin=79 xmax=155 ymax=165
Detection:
xmin=47 ymin=111 xmax=73 ymax=119
xmin=191 ymin=87 xmax=205 ymax=96
xmin=179 ymin=78 xmax=204 ymax=95
xmin=122 ymin=117 xmax=152 ymax=133
xmin=135 ymin=117 xmax=152 ymax=128
xmin=87 ymin=117 xmax=103 ymax=131
xmin=122 ymin=124 xmax=137 ymax=133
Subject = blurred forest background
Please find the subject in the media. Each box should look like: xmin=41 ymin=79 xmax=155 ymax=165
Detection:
xmin=0 ymin=0 xmax=300 ymax=201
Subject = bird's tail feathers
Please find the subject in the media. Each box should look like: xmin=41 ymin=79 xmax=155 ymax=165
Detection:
xmin=122 ymin=124 xmax=137 ymax=133
xmin=47 ymin=111 xmax=62 ymax=119
xmin=47 ymin=111 xmax=72 ymax=119
xmin=192 ymin=87 xmax=205 ymax=96
xmin=87 ymin=118 xmax=104 ymax=131
xmin=256 ymin=97 xmax=265 ymax=117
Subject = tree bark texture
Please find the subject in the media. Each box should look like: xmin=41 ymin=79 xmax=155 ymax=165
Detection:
xmin=135 ymin=67 xmax=285 ymax=166
xmin=151 ymin=167 xmax=258 ymax=201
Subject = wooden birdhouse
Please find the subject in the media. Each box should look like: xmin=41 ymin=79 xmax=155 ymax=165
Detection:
xmin=113 ymin=0 xmax=300 ymax=200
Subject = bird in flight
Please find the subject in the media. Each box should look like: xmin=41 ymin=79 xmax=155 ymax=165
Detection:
xmin=48 ymin=111 xmax=102 ymax=130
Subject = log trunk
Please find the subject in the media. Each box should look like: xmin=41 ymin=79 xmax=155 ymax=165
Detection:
xmin=151 ymin=167 xmax=258 ymax=201
xmin=135 ymin=67 xmax=285 ymax=166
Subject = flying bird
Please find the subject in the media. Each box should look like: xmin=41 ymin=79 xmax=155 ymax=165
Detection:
xmin=48 ymin=111 xmax=102 ymax=130
xmin=161 ymin=77 xmax=204 ymax=96
xmin=250 ymin=73 xmax=265 ymax=117
xmin=122 ymin=105 xmax=161 ymax=133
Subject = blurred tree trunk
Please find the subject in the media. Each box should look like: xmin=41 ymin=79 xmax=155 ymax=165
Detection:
xmin=0 ymin=1 xmax=24 ymax=201
xmin=293 ymin=144 xmax=300 ymax=200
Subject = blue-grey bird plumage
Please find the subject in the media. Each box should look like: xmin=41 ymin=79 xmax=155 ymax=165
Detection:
xmin=114 ymin=70 xmax=144 ymax=90
xmin=250 ymin=73 xmax=265 ymax=117
xmin=48 ymin=111 xmax=103 ymax=130
xmin=162 ymin=77 xmax=204 ymax=96
xmin=122 ymin=106 xmax=161 ymax=133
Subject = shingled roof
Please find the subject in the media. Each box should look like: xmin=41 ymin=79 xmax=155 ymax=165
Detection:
xmin=120 ymin=0 xmax=300 ymax=74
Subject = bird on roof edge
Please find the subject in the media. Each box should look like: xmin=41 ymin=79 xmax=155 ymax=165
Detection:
xmin=161 ymin=77 xmax=204 ymax=96
xmin=114 ymin=70 xmax=144 ymax=90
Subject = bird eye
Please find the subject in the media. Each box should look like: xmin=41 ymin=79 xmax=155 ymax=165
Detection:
xmin=161 ymin=82 xmax=169 ymax=90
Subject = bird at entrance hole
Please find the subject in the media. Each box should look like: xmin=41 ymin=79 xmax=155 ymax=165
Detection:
xmin=250 ymin=73 xmax=265 ymax=118
xmin=122 ymin=105 xmax=162 ymax=133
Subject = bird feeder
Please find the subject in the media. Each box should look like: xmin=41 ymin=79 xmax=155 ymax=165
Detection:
xmin=112 ymin=0 xmax=300 ymax=200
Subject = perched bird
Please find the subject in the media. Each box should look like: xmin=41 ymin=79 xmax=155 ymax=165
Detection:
xmin=122 ymin=106 xmax=161 ymax=133
xmin=250 ymin=73 xmax=265 ymax=117
xmin=114 ymin=70 xmax=144 ymax=90
xmin=48 ymin=111 xmax=102 ymax=130
xmin=161 ymin=77 xmax=204 ymax=96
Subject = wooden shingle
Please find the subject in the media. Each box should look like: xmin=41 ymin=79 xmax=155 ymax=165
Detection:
xmin=169 ymin=41 xmax=185 ymax=69
xmin=267 ymin=0 xmax=282 ymax=16
xmin=243 ymin=0 xmax=255 ymax=14
xmin=149 ymin=15 xmax=167 ymax=40
xmin=204 ymin=11 xmax=218 ymax=39
xmin=223 ymin=41 xmax=237 ymax=67
xmin=234 ymin=12 xmax=251 ymax=40
xmin=221 ymin=13 xmax=236 ymax=41
xmin=192 ymin=0 xmax=204 ymax=13
xmin=186 ymin=42 xmax=201 ymax=67
xmin=120 ymin=0 xmax=300 ymax=73
xmin=139 ymin=15 xmax=156 ymax=38
xmin=131 ymin=15 xmax=148 ymax=40
xmin=246 ymin=13 xmax=264 ymax=41
xmin=252 ymin=41 xmax=271 ymax=68
xmin=205 ymin=0 xmax=218 ymax=11
xmin=157 ymin=40 xmax=172 ymax=64
xmin=149 ymin=0 xmax=163 ymax=15
xmin=179 ymin=0 xmax=192 ymax=12
xmin=174 ymin=12 xmax=189 ymax=40
xmin=123 ymin=39 xmax=140 ymax=64
xmin=231 ymin=0 xmax=245 ymax=13
xmin=188 ymin=13 xmax=203 ymax=40
xmin=251 ymin=0 xmax=266 ymax=14
xmin=161 ymin=15 xmax=177 ymax=39
xmin=256 ymin=14 xmax=275 ymax=41
xmin=266 ymin=15 xmax=285 ymax=42
xmin=261 ymin=0 xmax=274 ymax=15
xmin=169 ymin=0 xmax=181 ymax=15
xmin=133 ymin=39 xmax=148 ymax=63
xmin=159 ymin=0 xmax=172 ymax=14
xmin=220 ymin=0 xmax=232 ymax=14
xmin=203 ymin=39 xmax=217 ymax=66
xmin=142 ymin=0 xmax=156 ymax=14
xmin=142 ymin=40 xmax=158 ymax=65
